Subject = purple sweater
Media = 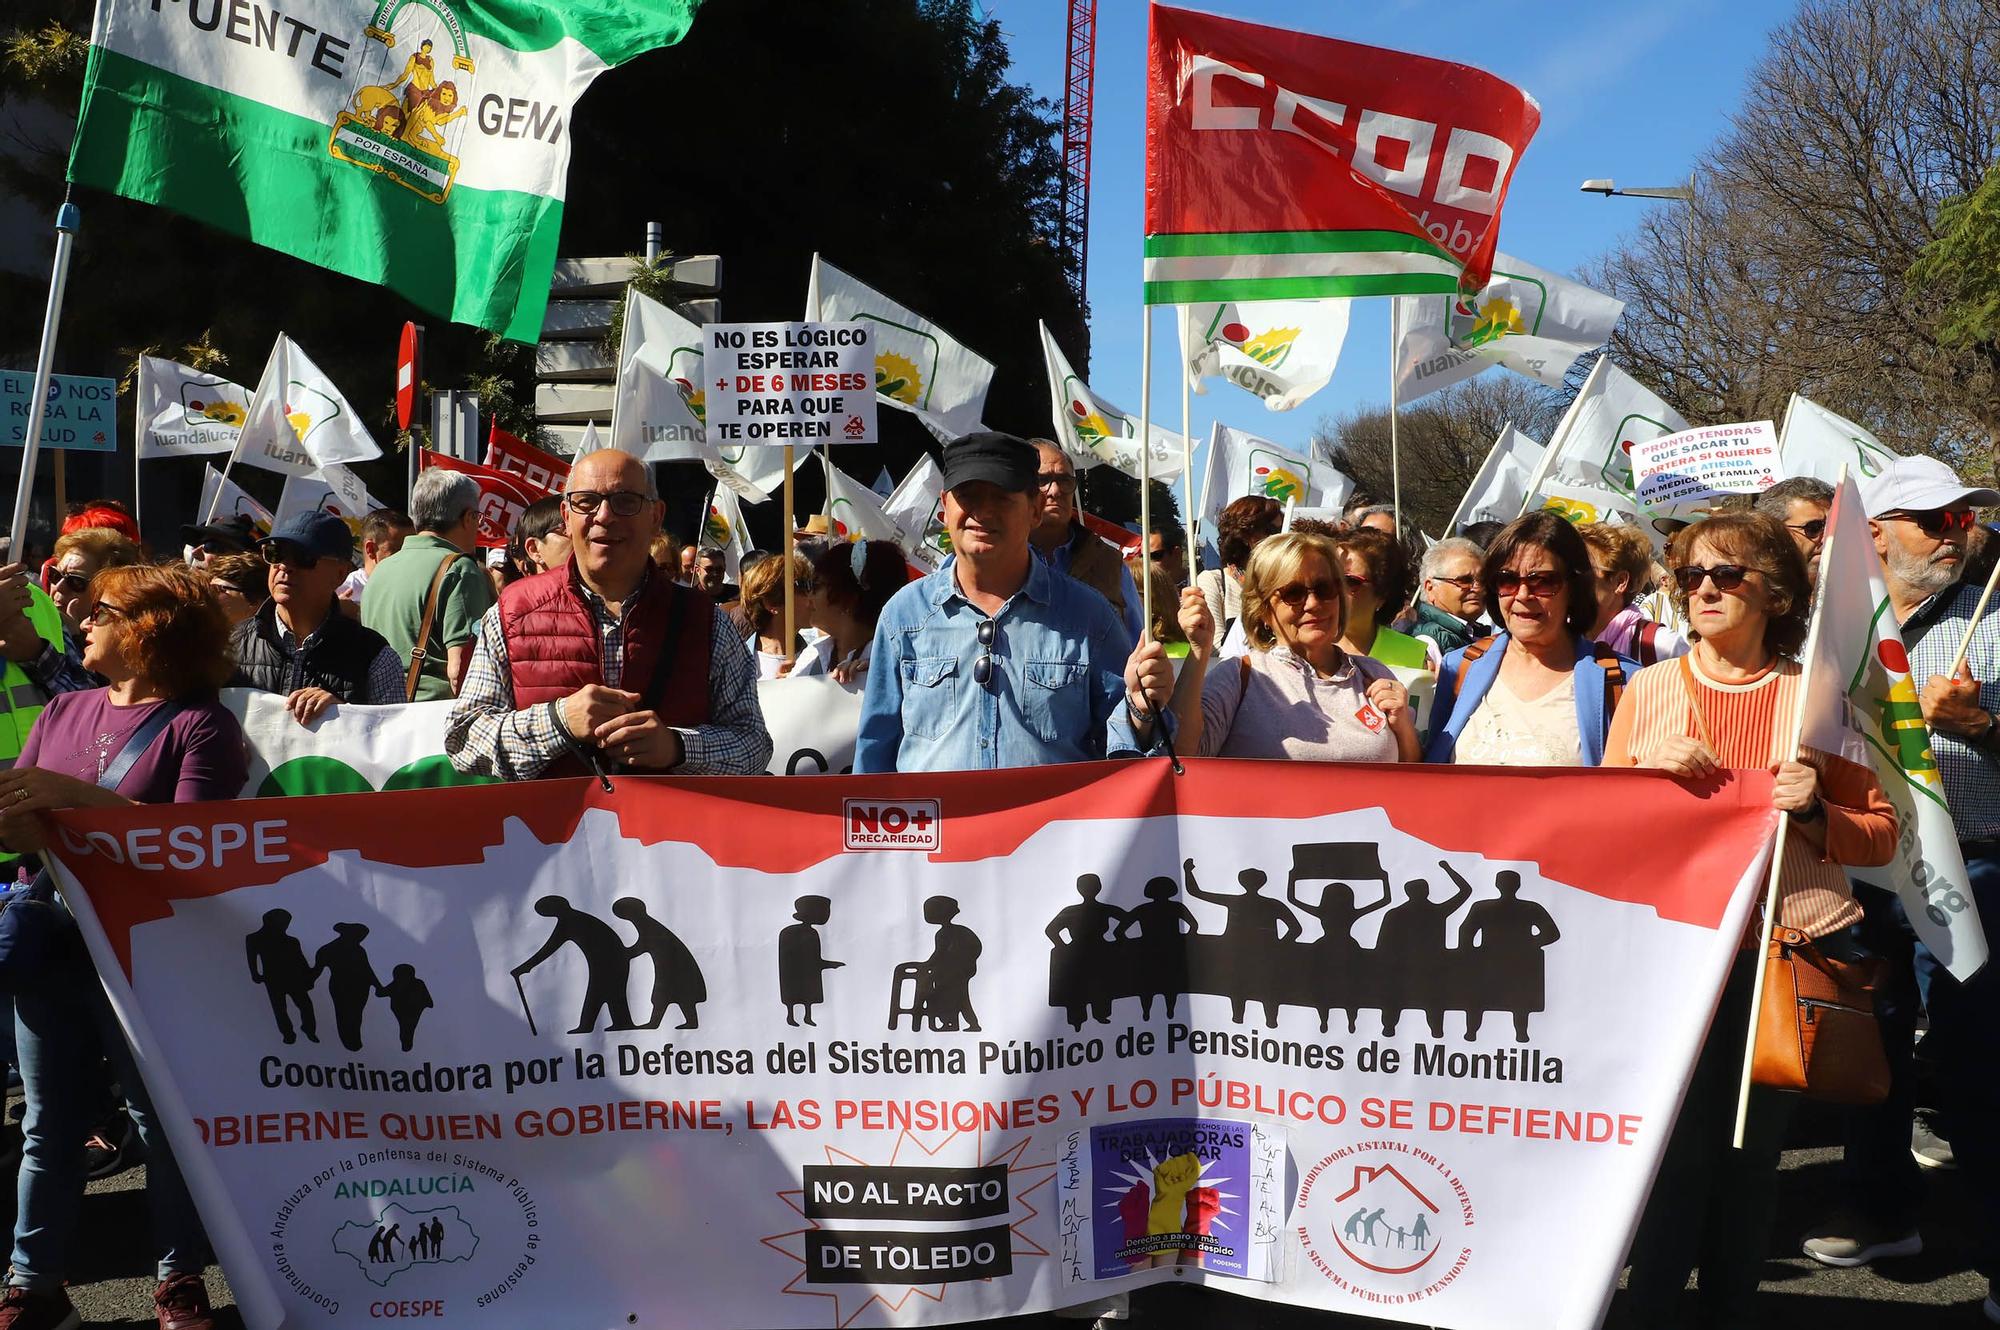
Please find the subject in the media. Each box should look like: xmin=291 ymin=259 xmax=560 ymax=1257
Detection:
xmin=18 ymin=689 xmax=247 ymax=805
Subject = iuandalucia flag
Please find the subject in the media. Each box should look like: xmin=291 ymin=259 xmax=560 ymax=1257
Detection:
xmin=69 ymin=0 xmax=701 ymax=342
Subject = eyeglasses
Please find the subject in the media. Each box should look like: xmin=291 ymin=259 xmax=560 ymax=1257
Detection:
xmin=1672 ymin=563 xmax=1751 ymax=593
xmin=211 ymin=582 xmax=247 ymax=598
xmin=1783 ymin=518 xmax=1828 ymax=543
xmin=564 ymin=490 xmax=651 ymax=517
xmin=1271 ymin=578 xmax=1341 ymax=608
xmin=50 ymin=571 xmax=90 ymax=595
xmin=1493 ymin=570 xmax=1566 ymax=597
xmin=1034 ymin=473 xmax=1078 ymax=496
xmin=972 ymin=617 xmax=997 ymax=689
xmin=1881 ymin=508 xmax=1976 ymax=536
xmin=260 ymin=542 xmax=321 ymax=569
xmin=1428 ymin=574 xmax=1480 ymax=590
xmin=83 ymin=602 xmax=129 ymax=625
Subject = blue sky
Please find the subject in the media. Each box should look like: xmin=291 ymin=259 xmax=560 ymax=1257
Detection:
xmin=983 ymin=0 xmax=1790 ymax=460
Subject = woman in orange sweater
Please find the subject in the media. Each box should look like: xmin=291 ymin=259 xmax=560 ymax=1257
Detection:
xmin=1606 ymin=511 xmax=1895 ymax=1327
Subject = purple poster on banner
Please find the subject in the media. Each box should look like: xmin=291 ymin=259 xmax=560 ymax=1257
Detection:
xmin=1090 ymin=1117 xmax=1265 ymax=1280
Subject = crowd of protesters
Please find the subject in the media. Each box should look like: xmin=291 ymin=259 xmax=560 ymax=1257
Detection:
xmin=0 ymin=427 xmax=1989 ymax=1329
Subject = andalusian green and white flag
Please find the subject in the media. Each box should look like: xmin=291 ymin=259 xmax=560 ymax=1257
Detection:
xmin=70 ymin=0 xmax=701 ymax=341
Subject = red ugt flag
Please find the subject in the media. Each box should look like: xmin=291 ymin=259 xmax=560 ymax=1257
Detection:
xmin=1145 ymin=4 xmax=1539 ymax=304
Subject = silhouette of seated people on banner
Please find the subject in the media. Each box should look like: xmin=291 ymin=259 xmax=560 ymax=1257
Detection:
xmin=1045 ymin=875 xmax=1129 ymax=1030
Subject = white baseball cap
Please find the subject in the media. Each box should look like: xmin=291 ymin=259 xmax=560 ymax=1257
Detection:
xmin=1859 ymin=455 xmax=2000 ymax=517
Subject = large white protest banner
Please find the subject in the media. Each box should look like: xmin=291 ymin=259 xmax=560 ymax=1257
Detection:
xmin=807 ymin=256 xmax=997 ymax=437
xmin=1180 ymin=299 xmax=1349 ymax=412
xmin=703 ymin=323 xmax=877 ymax=448
xmin=1448 ymin=425 xmax=1544 ymax=534
xmin=50 ymin=761 xmax=1775 ymax=1330
xmin=1630 ymin=421 xmax=1780 ymax=512
xmin=760 ymin=676 xmax=863 ymax=776
xmin=1800 ymin=479 xmax=1988 ymax=980
xmin=1198 ymin=425 xmax=1353 ymax=524
xmin=1777 ymin=394 xmax=1900 ymax=485
xmin=1393 ymin=256 xmax=1624 ymax=404
xmin=135 ymin=357 xmax=250 ymax=460
xmin=1042 ymin=322 xmax=1187 ymax=480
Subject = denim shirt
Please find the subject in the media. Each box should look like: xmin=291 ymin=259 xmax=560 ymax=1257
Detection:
xmin=856 ymin=553 xmax=1144 ymax=773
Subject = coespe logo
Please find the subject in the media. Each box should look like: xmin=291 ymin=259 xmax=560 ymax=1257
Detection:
xmin=843 ymin=800 xmax=939 ymax=852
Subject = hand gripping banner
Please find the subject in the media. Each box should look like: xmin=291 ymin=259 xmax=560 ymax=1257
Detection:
xmin=49 ymin=759 xmax=1774 ymax=1329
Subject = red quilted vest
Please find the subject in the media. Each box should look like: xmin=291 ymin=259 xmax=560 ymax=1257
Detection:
xmin=497 ymin=566 xmax=713 ymax=727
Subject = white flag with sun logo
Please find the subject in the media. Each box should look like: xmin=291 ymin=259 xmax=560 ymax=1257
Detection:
xmin=1179 ymin=299 xmax=1350 ymax=412
xmin=807 ymin=255 xmax=997 ymax=438
xmin=1391 ymin=254 xmax=1624 ymax=405
xmin=230 ymin=335 xmax=383 ymax=478
xmin=1040 ymin=322 xmax=1187 ymax=480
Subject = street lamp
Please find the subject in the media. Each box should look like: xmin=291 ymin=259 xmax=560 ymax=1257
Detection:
xmin=1581 ymin=172 xmax=1700 ymax=312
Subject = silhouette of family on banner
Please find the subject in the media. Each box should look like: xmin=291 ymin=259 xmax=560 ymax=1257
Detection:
xmin=1046 ymin=844 xmax=1561 ymax=1040
xmin=367 ymin=1217 xmax=447 ymax=1265
xmin=245 ymin=911 xmax=433 ymax=1052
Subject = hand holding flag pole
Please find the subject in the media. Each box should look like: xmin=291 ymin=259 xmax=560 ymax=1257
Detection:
xmin=1949 ymin=550 xmax=2000 ymax=680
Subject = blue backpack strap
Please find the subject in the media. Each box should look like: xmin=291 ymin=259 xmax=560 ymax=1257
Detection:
xmin=97 ymin=701 xmax=189 ymax=792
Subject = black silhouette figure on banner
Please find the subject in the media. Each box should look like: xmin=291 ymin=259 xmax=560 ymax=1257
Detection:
xmin=426 ymin=1217 xmax=445 ymax=1259
xmin=1454 ymin=866 xmax=1562 ymax=1041
xmin=314 ymin=923 xmax=383 ymax=1052
xmin=1374 ymin=866 xmax=1474 ymax=1038
xmin=379 ymin=963 xmax=434 ymax=1052
xmin=1045 ymin=875 xmax=1128 ymax=1030
xmin=512 ymin=896 xmax=636 ymax=1035
xmin=1113 ymin=876 xmax=1200 ymax=1019
xmin=1288 ymin=861 xmax=1393 ymax=1036
xmin=380 ymin=1222 xmax=402 ymax=1261
xmin=778 ymin=896 xmax=843 ymax=1026
xmin=367 ymin=1227 xmax=386 ymax=1263
xmin=410 ymin=1224 xmax=431 ymax=1261
xmin=612 ymin=897 xmax=707 ymax=1030
xmin=245 ymin=909 xmax=318 ymax=1045
xmin=891 ymin=897 xmax=983 ymax=1032
xmin=1184 ymin=858 xmax=1299 ymax=1027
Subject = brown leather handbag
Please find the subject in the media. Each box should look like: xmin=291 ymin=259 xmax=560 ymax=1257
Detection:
xmin=1754 ymin=926 xmax=1891 ymax=1105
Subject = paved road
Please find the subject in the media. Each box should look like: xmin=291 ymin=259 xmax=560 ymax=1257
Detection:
xmin=18 ymin=1104 xmax=1989 ymax=1327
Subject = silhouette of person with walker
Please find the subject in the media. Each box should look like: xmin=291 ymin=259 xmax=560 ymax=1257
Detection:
xmin=918 ymin=896 xmax=981 ymax=1032
xmin=1287 ymin=874 xmax=1392 ymax=1035
xmin=1184 ymin=858 xmax=1299 ymax=1027
xmin=512 ymin=896 xmax=637 ymax=1035
xmin=1045 ymin=875 xmax=1128 ymax=1029
xmin=1373 ymin=865 xmax=1474 ymax=1038
xmin=779 ymin=896 xmax=843 ymax=1027
xmin=612 ymin=897 xmax=707 ymax=1030
xmin=246 ymin=908 xmax=319 ymax=1045
xmin=1452 ymin=866 xmax=1561 ymax=1041
xmin=1115 ymin=876 xmax=1200 ymax=1019
xmin=313 ymin=923 xmax=383 ymax=1052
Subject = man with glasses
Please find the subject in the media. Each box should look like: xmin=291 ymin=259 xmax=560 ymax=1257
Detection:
xmin=1755 ymin=476 xmax=1834 ymax=587
xmin=856 ymin=432 xmax=1147 ymax=774
xmin=231 ymin=512 xmax=405 ymax=723
xmin=1412 ymin=537 xmax=1487 ymax=655
xmin=1028 ymin=440 xmax=1142 ymax=651
xmin=363 ymin=469 xmax=494 ymax=700
xmin=1801 ymin=457 xmax=2000 ymax=1318
xmin=446 ymin=448 xmax=770 ymax=781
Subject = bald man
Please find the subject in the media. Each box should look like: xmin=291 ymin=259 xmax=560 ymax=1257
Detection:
xmin=445 ymin=449 xmax=771 ymax=779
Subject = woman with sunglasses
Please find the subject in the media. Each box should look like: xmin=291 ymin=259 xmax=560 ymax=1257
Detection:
xmin=1426 ymin=512 xmax=1634 ymax=766
xmin=796 ymin=540 xmax=904 ymax=685
xmin=47 ymin=527 xmax=142 ymax=641
xmin=201 ymin=549 xmax=269 ymax=627
xmin=740 ymin=551 xmax=817 ymax=680
xmin=0 ymin=563 xmax=247 ymax=1330
xmin=1603 ymin=511 xmax=1894 ymax=1326
xmin=1160 ymin=532 xmax=1420 ymax=762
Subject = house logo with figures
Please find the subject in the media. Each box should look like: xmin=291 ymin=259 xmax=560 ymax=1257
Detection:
xmin=1294 ymin=1142 xmax=1473 ymax=1305
xmin=328 ymin=0 xmax=477 ymax=204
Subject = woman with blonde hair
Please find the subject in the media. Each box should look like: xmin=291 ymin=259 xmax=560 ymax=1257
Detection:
xmin=1606 ymin=511 xmax=1894 ymax=1326
xmin=1143 ymin=531 xmax=1419 ymax=762
xmin=740 ymin=550 xmax=816 ymax=679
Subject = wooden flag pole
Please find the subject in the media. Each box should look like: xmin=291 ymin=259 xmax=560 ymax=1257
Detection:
xmin=782 ymin=445 xmax=797 ymax=660
xmin=8 ymin=202 xmax=81 ymax=559
xmin=1949 ymin=552 xmax=2000 ymax=679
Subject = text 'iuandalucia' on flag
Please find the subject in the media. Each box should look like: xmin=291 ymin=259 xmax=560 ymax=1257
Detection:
xmin=1143 ymin=4 xmax=1540 ymax=306
xmin=1800 ymin=475 xmax=1988 ymax=982
xmin=69 ymin=0 xmax=703 ymax=342
xmin=1392 ymin=255 xmax=1624 ymax=405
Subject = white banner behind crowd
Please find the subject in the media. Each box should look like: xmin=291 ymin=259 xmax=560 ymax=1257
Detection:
xmin=49 ymin=761 xmax=1777 ymax=1330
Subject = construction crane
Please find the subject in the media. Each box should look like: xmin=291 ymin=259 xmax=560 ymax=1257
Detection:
xmin=1058 ymin=0 xmax=1096 ymax=308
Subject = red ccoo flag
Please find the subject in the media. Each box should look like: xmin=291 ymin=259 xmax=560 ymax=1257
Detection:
xmin=1144 ymin=4 xmax=1539 ymax=303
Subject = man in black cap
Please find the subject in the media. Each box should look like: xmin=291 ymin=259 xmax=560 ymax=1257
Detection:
xmin=180 ymin=513 xmax=260 ymax=565
xmin=230 ymin=512 xmax=405 ymax=724
xmin=855 ymin=431 xmax=1149 ymax=773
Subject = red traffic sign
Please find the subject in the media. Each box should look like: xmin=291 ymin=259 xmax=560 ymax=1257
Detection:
xmin=396 ymin=322 xmax=423 ymax=431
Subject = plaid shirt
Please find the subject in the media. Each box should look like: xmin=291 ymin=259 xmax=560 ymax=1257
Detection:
xmin=272 ymin=612 xmax=407 ymax=704
xmin=23 ymin=629 xmax=99 ymax=698
xmin=1902 ymin=576 xmax=2000 ymax=840
xmin=445 ymin=577 xmax=770 ymax=781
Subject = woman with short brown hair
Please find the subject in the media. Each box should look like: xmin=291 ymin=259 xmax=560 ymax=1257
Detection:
xmin=1197 ymin=495 xmax=1283 ymax=639
xmin=741 ymin=551 xmax=816 ymax=679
